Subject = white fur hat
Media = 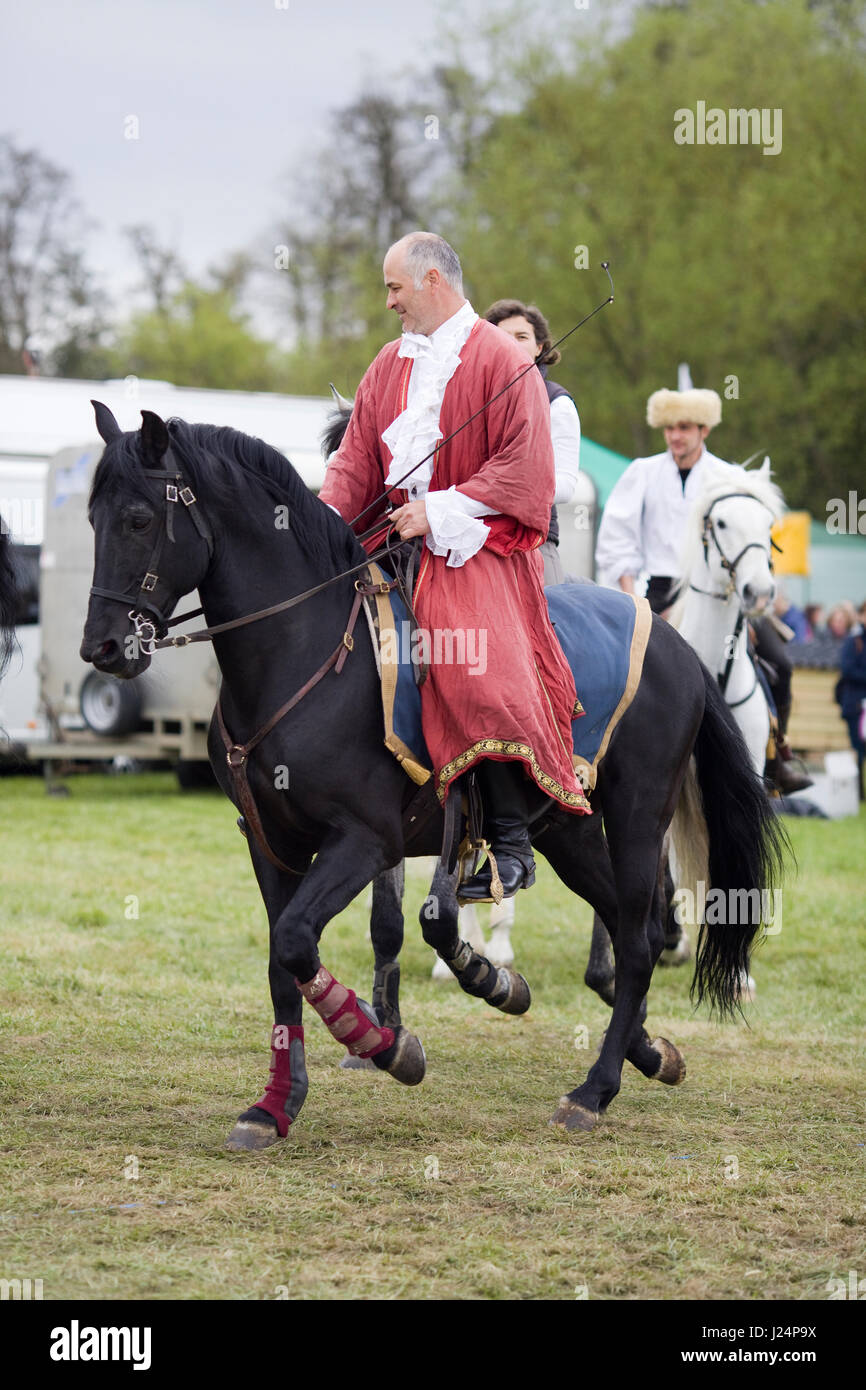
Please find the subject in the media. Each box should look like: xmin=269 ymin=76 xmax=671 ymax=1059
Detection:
xmin=646 ymin=388 xmax=722 ymax=430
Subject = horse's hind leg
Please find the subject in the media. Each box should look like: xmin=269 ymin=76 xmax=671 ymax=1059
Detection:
xmin=370 ymin=862 xmax=404 ymax=1027
xmin=419 ymin=859 xmax=531 ymax=1015
xmin=586 ymin=911 xmax=615 ymax=1006
xmin=541 ymin=816 xmax=683 ymax=1113
xmin=658 ymin=857 xmax=691 ymax=967
xmin=342 ymin=863 xmax=406 ymax=1072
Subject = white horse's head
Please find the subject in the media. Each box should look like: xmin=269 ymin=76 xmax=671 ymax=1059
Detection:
xmin=679 ymin=457 xmax=785 ymax=614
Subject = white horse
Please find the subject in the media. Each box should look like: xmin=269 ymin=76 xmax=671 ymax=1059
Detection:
xmin=666 ymin=457 xmax=785 ymax=998
xmin=439 ymin=458 xmax=786 ymax=987
xmin=671 ymin=457 xmax=784 ymax=777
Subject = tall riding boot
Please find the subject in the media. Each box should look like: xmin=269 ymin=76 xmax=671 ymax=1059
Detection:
xmin=769 ymin=699 xmax=813 ymax=794
xmin=459 ymin=760 xmax=536 ymax=901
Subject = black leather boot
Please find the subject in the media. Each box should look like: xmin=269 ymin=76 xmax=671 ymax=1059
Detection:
xmin=769 ymin=700 xmax=813 ymax=793
xmin=459 ymin=760 xmax=536 ymax=901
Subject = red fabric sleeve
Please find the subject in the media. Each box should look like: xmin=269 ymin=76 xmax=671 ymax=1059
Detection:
xmin=452 ymin=325 xmax=554 ymax=540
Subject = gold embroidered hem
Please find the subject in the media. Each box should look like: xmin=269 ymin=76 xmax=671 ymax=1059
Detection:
xmin=436 ymin=737 xmax=591 ymax=812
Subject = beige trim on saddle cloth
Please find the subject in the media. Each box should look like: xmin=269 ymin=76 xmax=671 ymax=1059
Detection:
xmin=363 ymin=562 xmax=432 ymax=787
xmin=571 ymin=593 xmax=653 ymax=792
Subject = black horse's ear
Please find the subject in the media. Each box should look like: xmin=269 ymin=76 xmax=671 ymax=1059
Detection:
xmin=91 ymin=400 xmax=122 ymax=443
xmin=140 ymin=410 xmax=170 ymax=463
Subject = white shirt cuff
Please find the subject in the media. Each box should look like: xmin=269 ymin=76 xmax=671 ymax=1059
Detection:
xmin=424 ymin=487 xmax=494 ymax=567
xmin=550 ymin=395 xmax=581 ymax=504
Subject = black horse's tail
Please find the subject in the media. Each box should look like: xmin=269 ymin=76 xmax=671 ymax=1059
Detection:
xmin=671 ymin=662 xmax=790 ymax=1018
xmin=0 ymin=523 xmax=18 ymax=681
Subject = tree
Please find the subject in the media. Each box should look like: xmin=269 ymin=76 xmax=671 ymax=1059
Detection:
xmin=450 ymin=0 xmax=866 ymax=513
xmin=0 ymin=135 xmax=106 ymax=374
xmin=107 ymin=281 xmax=287 ymax=392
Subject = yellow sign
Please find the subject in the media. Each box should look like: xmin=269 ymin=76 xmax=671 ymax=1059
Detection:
xmin=771 ymin=511 xmax=810 ymax=576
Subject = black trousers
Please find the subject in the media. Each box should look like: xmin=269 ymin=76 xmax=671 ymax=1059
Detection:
xmin=751 ymin=616 xmax=792 ymax=711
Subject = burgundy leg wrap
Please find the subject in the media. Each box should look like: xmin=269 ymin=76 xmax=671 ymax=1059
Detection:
xmin=253 ymin=1024 xmax=307 ymax=1138
xmin=298 ymin=967 xmax=395 ymax=1059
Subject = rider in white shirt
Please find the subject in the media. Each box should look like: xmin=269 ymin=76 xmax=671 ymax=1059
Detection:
xmin=596 ymin=387 xmax=735 ymax=614
xmin=596 ymin=386 xmax=810 ymax=793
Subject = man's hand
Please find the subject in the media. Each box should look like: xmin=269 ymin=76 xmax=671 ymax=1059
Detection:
xmin=389 ymin=500 xmax=430 ymax=538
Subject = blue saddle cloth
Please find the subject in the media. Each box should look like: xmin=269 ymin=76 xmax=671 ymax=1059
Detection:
xmin=382 ymin=577 xmax=651 ymax=790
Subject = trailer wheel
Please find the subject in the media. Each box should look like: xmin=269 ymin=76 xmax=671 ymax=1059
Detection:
xmin=79 ymin=672 xmax=142 ymax=736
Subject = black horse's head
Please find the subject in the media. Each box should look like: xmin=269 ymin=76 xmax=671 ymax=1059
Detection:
xmin=0 ymin=519 xmax=18 ymax=680
xmin=80 ymin=402 xmax=213 ymax=679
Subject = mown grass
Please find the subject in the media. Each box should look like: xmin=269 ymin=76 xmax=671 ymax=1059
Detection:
xmin=1 ymin=772 xmax=864 ymax=1300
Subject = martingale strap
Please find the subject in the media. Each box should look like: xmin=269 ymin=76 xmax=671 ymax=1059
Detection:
xmin=217 ymin=578 xmax=388 ymax=876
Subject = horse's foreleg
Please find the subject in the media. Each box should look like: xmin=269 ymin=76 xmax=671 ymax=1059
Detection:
xmin=274 ymin=829 xmax=425 ymax=1086
xmin=227 ymin=861 xmax=309 ymax=1152
xmin=420 ymin=860 xmax=531 ymax=1015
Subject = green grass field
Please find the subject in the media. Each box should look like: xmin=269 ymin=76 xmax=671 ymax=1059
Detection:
xmin=1 ymin=772 xmax=864 ymax=1300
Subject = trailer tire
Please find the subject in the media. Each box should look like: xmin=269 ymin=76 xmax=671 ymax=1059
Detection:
xmin=80 ymin=672 xmax=142 ymax=737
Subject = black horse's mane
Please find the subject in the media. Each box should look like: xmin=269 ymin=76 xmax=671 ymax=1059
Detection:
xmin=91 ymin=418 xmax=367 ymax=577
xmin=0 ymin=525 xmax=18 ymax=679
xmin=321 ymin=405 xmax=352 ymax=460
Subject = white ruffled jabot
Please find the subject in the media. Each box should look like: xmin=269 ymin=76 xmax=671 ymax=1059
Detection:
xmin=381 ymin=302 xmax=478 ymax=499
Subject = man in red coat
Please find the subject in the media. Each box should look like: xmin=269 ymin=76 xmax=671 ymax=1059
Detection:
xmin=320 ymin=232 xmax=590 ymax=898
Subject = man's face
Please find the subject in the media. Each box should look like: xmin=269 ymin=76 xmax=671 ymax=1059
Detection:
xmin=663 ymin=421 xmax=709 ymax=468
xmin=383 ymin=249 xmax=434 ymax=335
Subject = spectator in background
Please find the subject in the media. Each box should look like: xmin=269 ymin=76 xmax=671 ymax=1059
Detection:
xmin=774 ymin=591 xmax=810 ymax=642
xmin=828 ymin=602 xmax=857 ymax=639
xmin=797 ymin=601 xmax=857 ymax=669
xmin=484 ymin=298 xmax=580 ymax=586
xmin=804 ymin=603 xmax=825 ymax=639
xmin=835 ymin=602 xmax=866 ymax=801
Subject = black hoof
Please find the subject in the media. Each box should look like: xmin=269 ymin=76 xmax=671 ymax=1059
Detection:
xmin=226 ymin=1106 xmax=280 ymax=1151
xmin=371 ymin=1027 xmax=426 ymax=1085
xmin=550 ymin=1096 xmax=599 ymax=1133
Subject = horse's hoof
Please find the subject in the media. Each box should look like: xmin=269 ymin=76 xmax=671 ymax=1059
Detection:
xmin=649 ymin=1036 xmax=686 ymax=1086
xmin=658 ymin=934 xmax=691 ymax=967
xmin=549 ymin=1096 xmax=599 ymax=1133
xmin=490 ymin=967 xmax=531 ymax=1015
xmin=226 ymin=1115 xmax=281 ymax=1151
xmin=339 ymin=1053 xmax=378 ymax=1071
xmin=372 ymin=1026 xmax=426 ymax=1085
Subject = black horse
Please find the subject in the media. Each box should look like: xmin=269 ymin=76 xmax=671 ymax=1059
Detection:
xmin=81 ymin=404 xmax=786 ymax=1147
xmin=0 ymin=519 xmax=18 ymax=683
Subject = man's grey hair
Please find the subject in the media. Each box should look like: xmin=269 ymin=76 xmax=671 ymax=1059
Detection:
xmin=400 ymin=232 xmax=464 ymax=294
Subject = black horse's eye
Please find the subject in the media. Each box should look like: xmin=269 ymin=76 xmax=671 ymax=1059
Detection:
xmin=129 ymin=514 xmax=152 ymax=532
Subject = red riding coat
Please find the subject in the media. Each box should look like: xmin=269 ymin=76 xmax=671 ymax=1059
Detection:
xmin=320 ymin=317 xmax=590 ymax=814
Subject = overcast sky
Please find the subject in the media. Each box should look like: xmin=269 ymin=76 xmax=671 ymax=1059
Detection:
xmin=3 ymin=0 xmax=603 ymax=339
